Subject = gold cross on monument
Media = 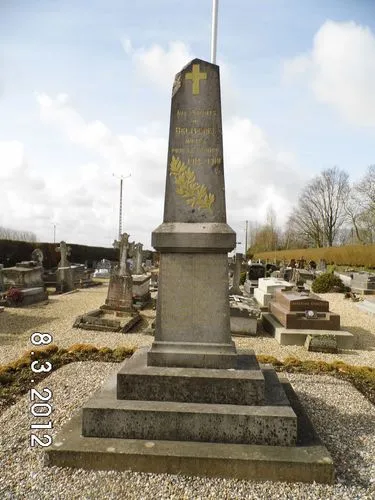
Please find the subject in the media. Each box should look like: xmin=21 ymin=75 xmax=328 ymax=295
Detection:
xmin=185 ymin=64 xmax=207 ymax=95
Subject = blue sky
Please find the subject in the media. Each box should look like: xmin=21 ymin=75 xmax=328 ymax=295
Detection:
xmin=1 ymin=0 xmax=374 ymax=250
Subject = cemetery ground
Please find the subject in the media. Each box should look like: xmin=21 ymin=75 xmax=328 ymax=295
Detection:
xmin=1 ymin=284 xmax=374 ymax=499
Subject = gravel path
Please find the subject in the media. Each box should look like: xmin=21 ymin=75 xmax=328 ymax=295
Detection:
xmin=1 ymin=287 xmax=374 ymax=368
xmin=1 ymin=362 xmax=374 ymax=499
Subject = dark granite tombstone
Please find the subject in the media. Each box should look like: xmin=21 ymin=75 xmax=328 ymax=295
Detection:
xmin=247 ymin=264 xmax=266 ymax=282
xmin=269 ymin=289 xmax=340 ymax=330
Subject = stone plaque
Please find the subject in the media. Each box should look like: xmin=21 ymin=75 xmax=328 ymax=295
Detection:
xmin=163 ymin=58 xmax=226 ymax=223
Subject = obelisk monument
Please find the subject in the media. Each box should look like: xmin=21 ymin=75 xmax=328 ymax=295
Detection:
xmin=149 ymin=58 xmax=237 ymax=368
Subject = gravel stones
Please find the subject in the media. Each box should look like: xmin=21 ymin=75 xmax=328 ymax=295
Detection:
xmin=1 ymin=287 xmax=375 ymax=497
xmin=1 ymin=364 xmax=374 ymax=499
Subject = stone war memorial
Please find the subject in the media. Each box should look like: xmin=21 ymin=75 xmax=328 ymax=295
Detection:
xmin=46 ymin=59 xmax=334 ymax=483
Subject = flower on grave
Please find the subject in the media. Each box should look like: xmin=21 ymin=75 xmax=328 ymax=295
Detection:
xmin=6 ymin=287 xmax=24 ymax=304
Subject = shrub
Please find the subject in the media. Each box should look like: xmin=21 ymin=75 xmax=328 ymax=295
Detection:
xmin=311 ymin=272 xmax=346 ymax=293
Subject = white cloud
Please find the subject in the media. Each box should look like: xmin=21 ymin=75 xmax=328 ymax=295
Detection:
xmin=283 ymin=20 xmax=375 ymax=127
xmin=0 ymin=38 xmax=304 ymax=251
xmin=122 ymin=38 xmax=193 ymax=90
xmin=121 ymin=37 xmax=237 ymax=113
xmin=223 ymin=117 xmax=304 ymax=229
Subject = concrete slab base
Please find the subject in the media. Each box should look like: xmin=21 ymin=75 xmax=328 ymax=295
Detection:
xmin=262 ymin=313 xmax=354 ymax=348
xmin=230 ymin=316 xmax=258 ymax=335
xmin=254 ymin=288 xmax=272 ymax=307
xmin=73 ymin=309 xmax=141 ymax=333
xmin=356 ymin=298 xmax=375 ymax=315
xmin=45 ymin=378 xmax=334 ymax=484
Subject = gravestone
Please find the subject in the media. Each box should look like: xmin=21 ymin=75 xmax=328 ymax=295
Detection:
xmin=47 ymin=58 xmax=334 ymax=484
xmin=351 ymin=272 xmax=375 ymax=294
xmin=1 ymin=261 xmax=44 ymax=289
xmin=263 ymin=289 xmax=353 ymax=348
xmin=93 ymin=258 xmax=111 ymax=278
xmin=0 ymin=264 xmax=5 ymax=292
xmin=101 ymin=233 xmax=134 ymax=312
xmin=133 ymin=243 xmax=144 ymax=275
xmin=56 ymin=241 xmax=74 ymax=292
xmin=229 ymin=252 xmax=243 ymax=295
xmin=247 ymin=263 xmax=266 ymax=282
xmin=254 ymin=277 xmax=293 ymax=307
xmin=317 ymin=259 xmax=327 ymax=272
xmin=31 ymin=248 xmax=44 ymax=266
xmin=269 ymin=289 xmax=340 ymax=330
xmin=132 ymin=243 xmax=151 ymax=308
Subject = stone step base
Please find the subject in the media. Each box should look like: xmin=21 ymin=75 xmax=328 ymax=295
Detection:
xmin=117 ymin=349 xmax=265 ymax=405
xmin=45 ymin=380 xmax=334 ymax=484
xmin=262 ymin=313 xmax=354 ymax=348
xmin=82 ymin=398 xmax=297 ymax=446
xmin=147 ymin=341 xmax=238 ymax=369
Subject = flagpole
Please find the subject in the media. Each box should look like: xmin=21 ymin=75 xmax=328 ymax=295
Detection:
xmin=211 ymin=0 xmax=219 ymax=64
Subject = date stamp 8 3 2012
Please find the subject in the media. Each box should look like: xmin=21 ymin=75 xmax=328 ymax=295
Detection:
xmin=29 ymin=332 xmax=54 ymax=448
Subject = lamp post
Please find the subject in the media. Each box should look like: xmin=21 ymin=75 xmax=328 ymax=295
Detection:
xmin=113 ymin=173 xmax=131 ymax=240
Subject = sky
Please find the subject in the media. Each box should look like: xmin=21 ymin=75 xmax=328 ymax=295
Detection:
xmin=1 ymin=0 xmax=375 ymax=252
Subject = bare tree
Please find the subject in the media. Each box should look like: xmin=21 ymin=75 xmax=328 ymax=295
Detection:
xmin=0 ymin=226 xmax=37 ymax=242
xmin=289 ymin=167 xmax=349 ymax=247
xmin=350 ymin=165 xmax=375 ymax=243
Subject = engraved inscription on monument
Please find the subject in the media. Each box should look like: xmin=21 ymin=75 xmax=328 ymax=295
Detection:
xmin=164 ymin=58 xmax=227 ymax=223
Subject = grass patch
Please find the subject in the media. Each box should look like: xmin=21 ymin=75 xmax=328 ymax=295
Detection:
xmin=257 ymin=355 xmax=375 ymax=404
xmin=0 ymin=344 xmax=135 ymax=411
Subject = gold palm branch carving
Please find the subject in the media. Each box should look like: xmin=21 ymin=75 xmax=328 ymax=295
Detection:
xmin=169 ymin=155 xmax=215 ymax=210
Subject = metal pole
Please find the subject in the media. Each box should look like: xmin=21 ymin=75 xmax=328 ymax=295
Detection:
xmin=211 ymin=0 xmax=219 ymax=64
xmin=245 ymin=220 xmax=248 ymax=257
xmin=119 ymin=177 xmax=123 ymax=240
xmin=53 ymin=224 xmax=56 ymax=244
xmin=113 ymin=173 xmax=131 ymax=240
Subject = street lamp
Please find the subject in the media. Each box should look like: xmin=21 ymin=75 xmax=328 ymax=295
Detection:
xmin=112 ymin=173 xmax=131 ymax=240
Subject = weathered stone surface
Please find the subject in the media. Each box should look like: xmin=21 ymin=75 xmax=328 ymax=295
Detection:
xmin=148 ymin=253 xmax=237 ymax=368
xmin=262 ymin=312 xmax=354 ymax=348
xmin=304 ymin=334 xmax=338 ymax=353
xmin=102 ymin=275 xmax=133 ymax=312
xmin=73 ymin=309 xmax=140 ymax=333
xmin=117 ymin=349 xmax=265 ymax=405
xmin=163 ymin=59 xmax=225 ymax=224
xmin=229 ymin=253 xmax=242 ymax=295
xmin=45 ymin=378 xmax=334 ymax=484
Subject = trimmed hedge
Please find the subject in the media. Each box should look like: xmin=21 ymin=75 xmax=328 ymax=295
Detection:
xmin=254 ymin=244 xmax=375 ymax=268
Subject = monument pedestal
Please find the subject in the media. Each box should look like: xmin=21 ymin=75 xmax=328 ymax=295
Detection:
xmin=46 ymin=347 xmax=333 ymax=483
xmin=148 ymin=223 xmax=237 ymax=369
